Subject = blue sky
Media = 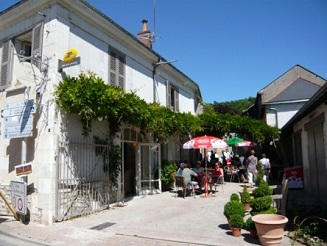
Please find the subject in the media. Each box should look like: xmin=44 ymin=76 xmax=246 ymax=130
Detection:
xmin=1 ymin=0 xmax=327 ymax=103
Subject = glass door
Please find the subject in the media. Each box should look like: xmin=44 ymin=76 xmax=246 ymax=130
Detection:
xmin=136 ymin=143 xmax=161 ymax=196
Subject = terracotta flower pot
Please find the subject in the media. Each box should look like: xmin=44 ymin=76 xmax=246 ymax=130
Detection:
xmin=231 ymin=227 xmax=242 ymax=237
xmin=252 ymin=214 xmax=288 ymax=246
xmin=243 ymin=202 xmax=251 ymax=211
xmin=249 ymin=229 xmax=258 ymax=238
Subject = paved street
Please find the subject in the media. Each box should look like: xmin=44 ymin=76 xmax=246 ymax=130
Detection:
xmin=0 ymin=182 xmax=292 ymax=246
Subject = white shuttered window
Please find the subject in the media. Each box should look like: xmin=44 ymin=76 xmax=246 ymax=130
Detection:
xmin=108 ymin=46 xmax=125 ymax=89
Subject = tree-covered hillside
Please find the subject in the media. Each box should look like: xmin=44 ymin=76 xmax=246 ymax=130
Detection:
xmin=206 ymin=97 xmax=256 ymax=115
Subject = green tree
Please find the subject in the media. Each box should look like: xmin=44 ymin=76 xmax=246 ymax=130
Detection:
xmin=212 ymin=97 xmax=256 ymax=115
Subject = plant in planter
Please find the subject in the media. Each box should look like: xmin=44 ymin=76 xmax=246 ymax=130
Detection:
xmin=250 ymin=181 xmax=288 ymax=245
xmin=240 ymin=186 xmax=252 ymax=211
xmin=255 ymin=161 xmax=265 ymax=186
xmin=230 ymin=193 xmax=240 ymax=202
xmin=229 ymin=214 xmax=244 ymax=237
xmin=244 ymin=216 xmax=257 ymax=238
xmin=252 ymin=182 xmax=273 ymax=198
xmin=224 ymin=199 xmax=245 ymax=230
xmin=224 ymin=200 xmax=245 ymax=219
xmin=250 ymin=182 xmax=275 ymax=216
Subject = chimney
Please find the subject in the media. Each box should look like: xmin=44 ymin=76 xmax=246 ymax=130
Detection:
xmin=137 ymin=20 xmax=152 ymax=48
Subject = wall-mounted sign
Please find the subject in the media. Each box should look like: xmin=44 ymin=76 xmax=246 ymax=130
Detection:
xmin=58 ymin=57 xmax=81 ymax=72
xmin=63 ymin=48 xmax=78 ymax=63
xmin=15 ymin=162 xmax=33 ymax=177
xmin=11 ymin=181 xmax=27 ymax=215
xmin=1 ymin=100 xmax=35 ymax=139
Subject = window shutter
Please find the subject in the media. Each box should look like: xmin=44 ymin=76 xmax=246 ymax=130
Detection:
xmin=175 ymin=88 xmax=179 ymax=112
xmin=118 ymin=55 xmax=125 ymax=89
xmin=0 ymin=40 xmax=13 ymax=90
xmin=166 ymin=81 xmax=171 ymax=107
xmin=108 ymin=46 xmax=125 ymax=89
xmin=31 ymin=22 xmax=44 ymax=69
xmin=109 ymin=50 xmax=116 ymax=86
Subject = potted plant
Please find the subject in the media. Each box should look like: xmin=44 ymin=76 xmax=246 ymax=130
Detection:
xmin=224 ymin=200 xmax=245 ymax=230
xmin=250 ymin=182 xmax=288 ymax=245
xmin=252 ymin=214 xmax=288 ymax=245
xmin=240 ymin=186 xmax=252 ymax=211
xmin=255 ymin=161 xmax=265 ymax=186
xmin=230 ymin=193 xmax=240 ymax=202
xmin=244 ymin=217 xmax=257 ymax=238
xmin=229 ymin=214 xmax=244 ymax=237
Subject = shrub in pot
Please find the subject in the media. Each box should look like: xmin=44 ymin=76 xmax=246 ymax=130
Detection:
xmin=224 ymin=200 xmax=245 ymax=220
xmin=250 ymin=177 xmax=288 ymax=245
xmin=252 ymin=182 xmax=273 ymax=198
xmin=229 ymin=214 xmax=244 ymax=228
xmin=255 ymin=161 xmax=265 ymax=187
xmin=229 ymin=214 xmax=244 ymax=237
xmin=230 ymin=193 xmax=240 ymax=202
xmin=240 ymin=186 xmax=252 ymax=210
xmin=244 ymin=216 xmax=258 ymax=238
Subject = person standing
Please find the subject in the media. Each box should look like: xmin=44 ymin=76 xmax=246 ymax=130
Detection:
xmin=259 ymin=153 xmax=271 ymax=183
xmin=246 ymin=150 xmax=258 ymax=187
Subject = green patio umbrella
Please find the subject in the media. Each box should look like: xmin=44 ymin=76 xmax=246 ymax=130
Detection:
xmin=226 ymin=137 xmax=244 ymax=147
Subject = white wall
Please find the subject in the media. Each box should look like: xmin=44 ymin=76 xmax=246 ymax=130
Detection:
xmin=293 ymin=104 xmax=327 ymax=195
xmin=265 ymin=102 xmax=306 ymax=128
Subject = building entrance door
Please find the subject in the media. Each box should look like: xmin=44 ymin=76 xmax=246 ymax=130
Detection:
xmin=136 ymin=143 xmax=161 ymax=195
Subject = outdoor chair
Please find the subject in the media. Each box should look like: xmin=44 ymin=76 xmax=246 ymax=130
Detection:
xmin=230 ymin=169 xmax=240 ymax=183
xmin=212 ymin=175 xmax=224 ymax=193
xmin=174 ymin=176 xmax=197 ymax=198
xmin=171 ymin=172 xmax=177 ymax=191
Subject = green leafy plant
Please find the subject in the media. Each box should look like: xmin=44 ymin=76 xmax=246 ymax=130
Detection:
xmin=294 ymin=217 xmax=327 ymax=245
xmin=255 ymin=161 xmax=265 ymax=186
xmin=224 ymin=200 xmax=245 ymax=219
xmin=250 ymin=196 xmax=276 ymax=216
xmin=252 ymin=182 xmax=273 ymax=198
xmin=244 ymin=217 xmax=256 ymax=231
xmin=161 ymin=160 xmax=178 ymax=190
xmin=230 ymin=193 xmax=240 ymax=202
xmin=240 ymin=186 xmax=252 ymax=204
xmin=94 ymin=136 xmax=121 ymax=187
xmin=55 ymin=72 xmax=280 ymax=144
xmin=229 ymin=214 xmax=244 ymax=228
xmin=290 ymin=204 xmax=327 ymax=245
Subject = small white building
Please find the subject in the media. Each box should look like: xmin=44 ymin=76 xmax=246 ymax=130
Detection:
xmin=245 ymin=65 xmax=326 ymax=129
xmin=0 ymin=0 xmax=202 ymax=224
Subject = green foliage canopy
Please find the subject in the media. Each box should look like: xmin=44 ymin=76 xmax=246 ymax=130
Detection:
xmin=54 ymin=72 xmax=279 ymax=144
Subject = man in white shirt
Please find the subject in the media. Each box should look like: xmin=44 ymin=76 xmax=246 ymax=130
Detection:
xmin=259 ymin=153 xmax=271 ymax=182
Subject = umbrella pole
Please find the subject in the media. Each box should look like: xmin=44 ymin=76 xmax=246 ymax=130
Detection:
xmin=204 ymin=148 xmax=208 ymax=197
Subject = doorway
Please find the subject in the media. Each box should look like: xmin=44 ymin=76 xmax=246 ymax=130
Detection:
xmin=123 ymin=142 xmax=136 ymax=197
xmin=136 ymin=143 xmax=161 ymax=195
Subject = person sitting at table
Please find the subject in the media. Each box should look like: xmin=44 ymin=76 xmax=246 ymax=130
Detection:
xmin=176 ymin=163 xmax=183 ymax=176
xmin=208 ymin=162 xmax=224 ymax=192
xmin=192 ymin=161 xmax=204 ymax=188
xmin=181 ymin=163 xmax=198 ymax=195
